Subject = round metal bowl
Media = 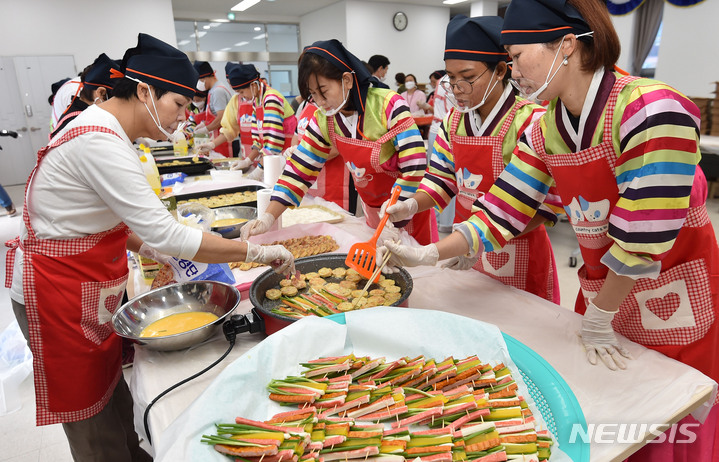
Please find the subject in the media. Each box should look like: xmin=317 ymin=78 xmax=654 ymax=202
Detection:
xmin=249 ymin=254 xmax=414 ymax=333
xmin=111 ymin=281 xmax=240 ymax=351
xmin=211 ymin=206 xmax=257 ymax=239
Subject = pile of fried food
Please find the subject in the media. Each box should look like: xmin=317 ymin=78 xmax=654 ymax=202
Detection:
xmin=230 ymin=235 xmax=339 ymax=271
xmin=264 ymin=265 xmax=402 ymax=317
xmin=158 ymin=158 xmax=203 ymax=167
xmin=201 ymin=354 xmax=554 ymax=461
xmin=177 ymin=190 xmax=258 ymax=208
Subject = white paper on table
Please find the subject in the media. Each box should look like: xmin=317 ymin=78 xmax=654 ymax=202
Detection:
xmin=154 ymin=307 xmax=570 ymax=462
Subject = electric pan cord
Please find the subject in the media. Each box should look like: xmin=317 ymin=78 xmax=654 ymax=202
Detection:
xmin=142 ymin=319 xmax=240 ymax=446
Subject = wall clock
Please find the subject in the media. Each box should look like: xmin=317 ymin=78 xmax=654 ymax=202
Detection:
xmin=393 ymin=11 xmax=408 ymax=31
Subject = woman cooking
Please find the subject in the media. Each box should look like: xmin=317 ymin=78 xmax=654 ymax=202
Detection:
xmin=198 ymin=63 xmax=296 ymax=171
xmin=379 ymin=0 xmax=719 ymax=458
xmin=4 ymin=33 xmax=294 ymax=461
xmin=240 ymin=39 xmax=436 ymax=245
xmin=51 ymin=53 xmax=120 ymax=138
xmin=382 ymin=15 xmax=561 ymax=303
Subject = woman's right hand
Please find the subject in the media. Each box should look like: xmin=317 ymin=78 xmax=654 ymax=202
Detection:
xmin=380 ymin=197 xmax=418 ymax=223
xmin=240 ymin=212 xmax=275 ymax=240
xmin=245 ymin=242 xmax=295 ymax=276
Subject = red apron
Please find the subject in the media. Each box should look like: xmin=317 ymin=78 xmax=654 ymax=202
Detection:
xmin=535 ymin=75 xmax=719 ymax=386
xmin=299 ymin=104 xmax=353 ymax=211
xmin=327 ymin=116 xmax=436 ymax=245
xmin=449 ymin=106 xmax=558 ymax=303
xmin=237 ymin=101 xmax=254 ymax=157
xmin=5 ymin=126 xmax=131 ymax=425
xmin=205 ymin=85 xmax=231 ymax=157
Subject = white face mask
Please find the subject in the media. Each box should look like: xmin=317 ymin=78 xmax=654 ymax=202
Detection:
xmin=196 ymin=79 xmax=206 ymax=92
xmin=378 ymin=75 xmax=386 ymax=83
xmin=126 ymin=76 xmax=176 ymax=140
xmin=446 ymin=67 xmax=500 ymax=113
xmin=193 ymin=100 xmax=206 ymax=110
xmin=510 ymin=32 xmax=592 ymax=102
xmin=405 ymin=81 xmax=416 ymax=90
xmin=319 ymin=77 xmax=350 ymax=117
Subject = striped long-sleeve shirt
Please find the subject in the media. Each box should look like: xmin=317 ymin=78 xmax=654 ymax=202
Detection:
xmin=463 ymin=69 xmax=702 ymax=278
xmin=418 ymin=85 xmax=560 ymax=226
xmin=272 ymin=87 xmax=427 ymax=207
xmin=218 ymin=85 xmax=294 ymax=155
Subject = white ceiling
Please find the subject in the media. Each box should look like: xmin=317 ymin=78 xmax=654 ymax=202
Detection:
xmin=171 ymin=0 xmax=478 ymax=22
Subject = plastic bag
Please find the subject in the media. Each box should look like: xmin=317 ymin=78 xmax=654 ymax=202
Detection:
xmin=165 ymin=257 xmax=235 ymax=285
xmin=160 ymin=172 xmax=187 ymax=187
xmin=0 ymin=321 xmax=33 ymax=415
xmin=177 ymin=203 xmax=214 ymax=232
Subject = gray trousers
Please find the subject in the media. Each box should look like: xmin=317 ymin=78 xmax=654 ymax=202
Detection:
xmin=11 ymin=299 xmax=152 ymax=462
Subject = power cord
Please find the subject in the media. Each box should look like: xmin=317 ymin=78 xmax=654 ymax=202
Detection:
xmin=142 ymin=309 xmax=265 ymax=446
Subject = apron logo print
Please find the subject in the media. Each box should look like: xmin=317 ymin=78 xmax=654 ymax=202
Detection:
xmin=346 ymin=161 xmax=372 ymax=187
xmin=564 ymin=196 xmax=610 ymax=224
xmin=455 ymin=168 xmax=483 ymax=189
xmin=646 ymin=293 xmax=681 ymax=321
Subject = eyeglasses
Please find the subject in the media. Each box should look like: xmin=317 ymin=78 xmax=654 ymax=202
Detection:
xmin=441 ymin=67 xmax=490 ymax=95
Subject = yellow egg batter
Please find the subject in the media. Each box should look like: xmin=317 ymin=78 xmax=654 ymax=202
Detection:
xmin=140 ymin=312 xmax=219 ymax=338
xmin=212 ymin=218 xmax=249 ymax=227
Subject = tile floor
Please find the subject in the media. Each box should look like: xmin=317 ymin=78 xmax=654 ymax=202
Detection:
xmin=0 ymin=183 xmax=718 ymax=461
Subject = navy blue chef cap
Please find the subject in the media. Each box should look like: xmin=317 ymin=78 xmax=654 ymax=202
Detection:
xmin=445 ymin=15 xmax=507 ymax=63
xmin=501 ymin=0 xmax=591 ymax=46
xmin=193 ymin=61 xmax=215 ymax=79
xmin=83 ymin=53 xmax=121 ymax=91
xmin=302 ymin=39 xmax=387 ymax=116
xmin=121 ymin=33 xmax=198 ymax=98
xmin=225 ymin=62 xmax=261 ymax=90
xmin=51 ymin=77 xmax=71 ymax=95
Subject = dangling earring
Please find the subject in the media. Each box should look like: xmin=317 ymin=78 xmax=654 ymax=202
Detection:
xmin=563 ymin=56 xmax=569 ymax=66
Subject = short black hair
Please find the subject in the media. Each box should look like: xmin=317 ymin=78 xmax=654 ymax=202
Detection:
xmin=395 ymin=72 xmax=406 ymax=84
xmin=112 ymin=78 xmax=170 ymax=101
xmin=368 ymin=55 xmax=390 ymax=72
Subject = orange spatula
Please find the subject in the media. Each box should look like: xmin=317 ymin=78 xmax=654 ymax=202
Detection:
xmin=345 ymin=185 xmax=402 ymax=283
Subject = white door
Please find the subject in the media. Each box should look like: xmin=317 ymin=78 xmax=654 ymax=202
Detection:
xmin=0 ymin=55 xmax=76 ymax=186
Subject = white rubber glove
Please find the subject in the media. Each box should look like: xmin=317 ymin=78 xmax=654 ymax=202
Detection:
xmin=230 ymin=157 xmax=253 ymax=171
xmin=380 ymin=197 xmax=418 ymax=224
xmin=193 ymin=122 xmax=209 ymax=135
xmin=378 ymin=241 xmax=439 ymax=274
xmin=197 ymin=141 xmax=215 ymax=153
xmin=138 ymin=243 xmax=172 ymax=265
xmin=246 ymin=166 xmax=264 ymax=181
xmin=245 ymin=242 xmax=295 ymax=276
xmin=378 ymin=223 xmax=401 ymax=247
xmin=240 ymin=212 xmax=275 ymax=240
xmin=442 ymin=254 xmax=480 ymax=271
xmin=580 ymin=301 xmax=633 ymax=371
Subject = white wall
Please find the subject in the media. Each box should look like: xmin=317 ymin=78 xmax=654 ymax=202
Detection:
xmin=0 ymin=0 xmax=177 ymax=72
xmin=609 ymin=1 xmax=717 ymax=98
xmin=610 ymin=13 xmax=633 ymax=74
xmin=655 ymin=1 xmax=717 ymax=98
xmin=300 ymin=1 xmax=348 ymax=49
xmin=345 ymin=1 xmax=449 ymax=87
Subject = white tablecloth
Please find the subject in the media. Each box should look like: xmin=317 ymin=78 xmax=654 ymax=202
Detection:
xmin=128 ymin=194 xmax=717 ymax=462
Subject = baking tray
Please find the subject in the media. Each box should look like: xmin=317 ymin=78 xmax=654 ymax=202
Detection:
xmin=249 ymin=254 xmax=413 ymax=325
xmin=156 ymin=156 xmax=213 ymax=176
xmin=173 ymin=184 xmax=264 ymax=209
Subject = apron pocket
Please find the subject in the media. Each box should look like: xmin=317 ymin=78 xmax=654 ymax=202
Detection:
xmin=579 ymin=259 xmax=714 ymax=346
xmin=80 ymin=274 xmax=128 ymax=345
